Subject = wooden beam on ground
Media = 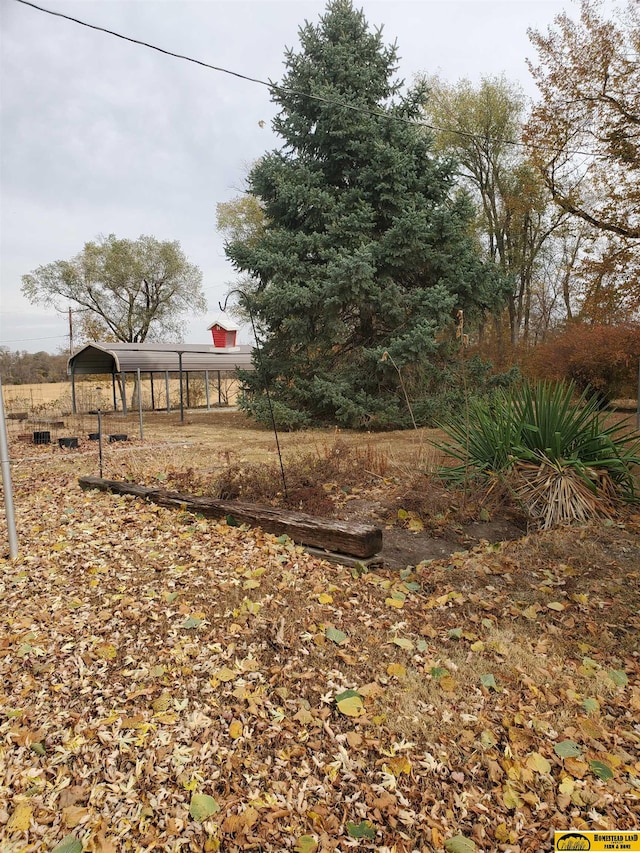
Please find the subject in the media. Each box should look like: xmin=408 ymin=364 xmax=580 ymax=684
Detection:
xmin=303 ymin=547 xmax=384 ymax=569
xmin=78 ymin=476 xmax=383 ymax=559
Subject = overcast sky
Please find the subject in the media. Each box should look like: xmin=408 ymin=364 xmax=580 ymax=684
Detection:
xmin=1 ymin=0 xmax=571 ymax=354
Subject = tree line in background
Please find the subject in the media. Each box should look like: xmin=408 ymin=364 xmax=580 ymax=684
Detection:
xmin=0 ymin=348 xmax=68 ymax=385
xmin=17 ymin=0 xmax=639 ymax=425
xmin=423 ymin=0 xmax=639 ymax=349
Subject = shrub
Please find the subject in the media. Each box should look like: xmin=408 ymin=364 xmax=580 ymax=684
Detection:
xmin=128 ymin=439 xmax=389 ymax=516
xmin=212 ymin=438 xmax=388 ymax=513
xmin=238 ymin=393 xmax=311 ymax=431
xmin=435 ymin=380 xmax=640 ymax=528
xmin=238 ymin=348 xmax=520 ymax=431
xmin=527 ymin=323 xmax=640 ymax=405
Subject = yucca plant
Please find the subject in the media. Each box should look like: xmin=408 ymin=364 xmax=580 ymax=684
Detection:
xmin=508 ymin=455 xmax=619 ymax=529
xmin=434 ymin=388 xmax=524 ymax=481
xmin=435 ymin=380 xmax=640 ymax=528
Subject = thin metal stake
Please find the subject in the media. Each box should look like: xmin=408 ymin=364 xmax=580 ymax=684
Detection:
xmin=98 ymin=408 xmax=103 ymax=478
xmin=137 ymin=367 xmax=144 ymax=441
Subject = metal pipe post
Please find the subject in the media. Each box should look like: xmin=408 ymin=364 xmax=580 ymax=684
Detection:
xmin=98 ymin=408 xmax=103 ymax=479
xmin=71 ymin=366 xmax=77 ymax=414
xmin=0 ymin=376 xmax=19 ymax=558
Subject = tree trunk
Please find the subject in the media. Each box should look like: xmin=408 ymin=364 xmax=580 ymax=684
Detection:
xmin=493 ymin=312 xmax=505 ymax=366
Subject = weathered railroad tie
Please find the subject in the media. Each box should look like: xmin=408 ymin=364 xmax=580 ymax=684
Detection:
xmin=78 ymin=476 xmax=383 ymax=560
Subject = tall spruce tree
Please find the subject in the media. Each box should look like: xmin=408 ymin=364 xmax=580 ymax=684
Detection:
xmin=225 ymin=0 xmax=504 ymax=429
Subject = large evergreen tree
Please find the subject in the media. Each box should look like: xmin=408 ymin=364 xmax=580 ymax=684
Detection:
xmin=225 ymin=0 xmax=504 ymax=429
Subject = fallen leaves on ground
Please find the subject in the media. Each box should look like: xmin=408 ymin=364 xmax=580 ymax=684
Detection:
xmin=0 ymin=444 xmax=639 ymax=852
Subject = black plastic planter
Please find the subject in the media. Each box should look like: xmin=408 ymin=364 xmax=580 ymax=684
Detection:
xmin=88 ymin=433 xmax=100 ymax=441
xmin=58 ymin=437 xmax=79 ymax=449
xmin=108 ymin=434 xmax=128 ymax=442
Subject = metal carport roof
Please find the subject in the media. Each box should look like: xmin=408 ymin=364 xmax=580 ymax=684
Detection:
xmin=68 ymin=342 xmax=254 ymax=375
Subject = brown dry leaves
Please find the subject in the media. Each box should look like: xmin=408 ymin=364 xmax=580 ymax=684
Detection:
xmin=1 ymin=444 xmax=639 ymax=852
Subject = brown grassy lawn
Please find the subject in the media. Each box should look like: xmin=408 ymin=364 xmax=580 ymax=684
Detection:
xmin=1 ymin=411 xmax=639 ymax=852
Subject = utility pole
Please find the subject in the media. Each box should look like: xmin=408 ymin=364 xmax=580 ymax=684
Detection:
xmin=68 ymin=307 xmax=74 ymax=355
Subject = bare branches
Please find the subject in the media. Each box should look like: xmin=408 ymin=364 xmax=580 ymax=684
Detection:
xmin=525 ymin=0 xmax=640 ymax=241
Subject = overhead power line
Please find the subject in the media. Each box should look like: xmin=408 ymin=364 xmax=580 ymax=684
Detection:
xmin=1 ymin=334 xmax=67 ymax=345
xmin=13 ymin=0 xmax=604 ymax=159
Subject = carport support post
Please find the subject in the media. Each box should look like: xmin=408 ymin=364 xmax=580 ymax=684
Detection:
xmin=205 ymin=371 xmax=210 ymax=411
xmin=133 ymin=369 xmax=139 ymax=409
xmin=70 ymin=365 xmax=77 ymax=414
xmin=137 ymin=368 xmax=144 ymax=441
xmin=217 ymin=371 xmax=222 ymax=405
xmin=112 ymin=374 xmax=117 ymax=411
xmin=150 ymin=373 xmax=155 ymax=411
xmin=178 ymin=353 xmax=184 ymax=423
xmin=165 ymin=371 xmax=170 ymax=413
xmin=121 ymin=372 xmax=128 ymax=416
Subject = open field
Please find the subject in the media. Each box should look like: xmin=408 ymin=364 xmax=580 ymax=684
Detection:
xmin=1 ymin=412 xmax=639 ymax=852
xmin=1 ymin=376 xmax=241 ymax=419
xmin=1 ymin=382 xmax=71 ymax=407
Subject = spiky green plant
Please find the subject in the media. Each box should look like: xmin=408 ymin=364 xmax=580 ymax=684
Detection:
xmin=435 ymin=380 xmax=640 ymax=527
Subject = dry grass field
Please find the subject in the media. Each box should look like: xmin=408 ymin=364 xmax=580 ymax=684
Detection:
xmin=1 ymin=376 xmax=241 ymax=419
xmin=1 ymin=381 xmax=71 ymax=409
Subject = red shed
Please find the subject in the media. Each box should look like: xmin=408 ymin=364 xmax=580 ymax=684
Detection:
xmin=207 ymin=318 xmax=238 ymax=348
